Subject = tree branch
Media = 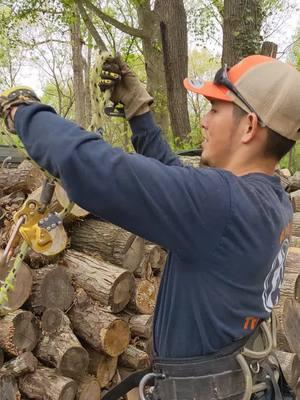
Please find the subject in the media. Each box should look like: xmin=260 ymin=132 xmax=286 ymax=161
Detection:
xmin=75 ymin=0 xmax=107 ymax=51
xmin=83 ymin=0 xmax=148 ymax=39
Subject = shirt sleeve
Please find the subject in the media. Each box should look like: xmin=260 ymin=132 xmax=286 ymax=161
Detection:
xmin=14 ymin=103 xmax=230 ymax=260
xmin=130 ymin=112 xmax=183 ymax=166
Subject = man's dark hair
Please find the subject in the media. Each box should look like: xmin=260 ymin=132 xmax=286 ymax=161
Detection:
xmin=232 ymin=105 xmax=295 ymax=161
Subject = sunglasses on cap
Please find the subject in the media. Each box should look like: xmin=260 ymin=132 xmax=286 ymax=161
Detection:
xmin=214 ymin=65 xmax=266 ymax=128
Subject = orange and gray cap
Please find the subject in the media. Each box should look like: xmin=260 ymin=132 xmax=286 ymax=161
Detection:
xmin=183 ymin=55 xmax=300 ymax=141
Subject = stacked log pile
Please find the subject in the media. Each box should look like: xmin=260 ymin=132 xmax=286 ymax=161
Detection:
xmin=1 ymin=160 xmax=300 ymax=398
xmin=0 ymin=161 xmax=166 ymax=399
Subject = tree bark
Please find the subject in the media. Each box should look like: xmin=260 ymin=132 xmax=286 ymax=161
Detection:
xmin=156 ymin=0 xmax=190 ymax=142
xmin=275 ymin=350 xmax=300 ymax=389
xmin=27 ymin=265 xmax=74 ymax=315
xmin=0 ymin=160 xmax=44 ymax=195
xmin=19 ymin=366 xmax=77 ymax=400
xmin=119 ymin=344 xmax=150 ymax=369
xmin=285 ymin=248 xmax=300 ymax=274
xmin=70 ymin=6 xmax=87 ymax=127
xmin=70 ymin=219 xmax=144 ymax=272
xmin=292 ymin=213 xmax=300 ymax=237
xmin=35 ymin=309 xmax=89 ymax=379
xmin=0 ymin=352 xmax=38 ymax=377
xmin=68 ymin=295 xmax=130 ymax=356
xmin=260 ymin=41 xmax=278 ymax=58
xmin=222 ymin=0 xmax=263 ymax=67
xmin=0 ymin=310 xmax=41 ymax=356
xmin=0 ymin=374 xmax=20 ymax=400
xmin=63 ymin=249 xmax=134 ymax=312
xmin=87 ymin=346 xmax=117 ymax=388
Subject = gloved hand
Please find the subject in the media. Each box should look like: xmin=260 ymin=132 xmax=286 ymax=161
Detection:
xmin=0 ymin=86 xmax=40 ymax=133
xmin=99 ymin=54 xmax=153 ymax=120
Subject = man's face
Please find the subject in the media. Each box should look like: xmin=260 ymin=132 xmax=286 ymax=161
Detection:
xmin=200 ymin=100 xmax=240 ymax=168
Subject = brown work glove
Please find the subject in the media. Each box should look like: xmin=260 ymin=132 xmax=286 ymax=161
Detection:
xmin=0 ymin=86 xmax=40 ymax=133
xmin=99 ymin=54 xmax=153 ymax=120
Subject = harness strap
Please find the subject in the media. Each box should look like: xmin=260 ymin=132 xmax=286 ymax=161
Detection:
xmin=101 ymin=368 xmax=152 ymax=400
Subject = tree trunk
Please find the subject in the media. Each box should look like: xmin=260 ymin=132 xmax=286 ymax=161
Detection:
xmin=35 ymin=309 xmax=89 ymax=379
xmin=19 ymin=366 xmax=77 ymax=400
xmin=68 ymin=293 xmax=130 ymax=356
xmin=222 ymin=0 xmax=263 ymax=67
xmin=260 ymin=41 xmax=278 ymax=58
xmin=285 ymin=248 xmax=300 ymax=274
xmin=63 ymin=249 xmax=134 ymax=312
xmin=70 ymin=7 xmax=87 ymax=127
xmin=156 ymin=0 xmax=190 ymax=142
xmin=0 ymin=310 xmax=41 ymax=356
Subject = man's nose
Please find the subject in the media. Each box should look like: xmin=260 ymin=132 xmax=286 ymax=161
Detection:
xmin=201 ymin=113 xmax=208 ymax=130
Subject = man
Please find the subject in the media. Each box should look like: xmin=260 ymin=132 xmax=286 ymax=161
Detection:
xmin=0 ymin=54 xmax=299 ymax=399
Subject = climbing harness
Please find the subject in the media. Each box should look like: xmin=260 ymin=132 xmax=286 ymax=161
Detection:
xmin=0 ymin=51 xmax=117 ymax=313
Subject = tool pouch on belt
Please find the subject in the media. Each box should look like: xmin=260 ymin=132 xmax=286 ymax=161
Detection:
xmin=152 ymin=350 xmax=249 ymax=400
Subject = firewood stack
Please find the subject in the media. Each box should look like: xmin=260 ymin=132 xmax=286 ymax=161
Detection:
xmin=0 ymin=160 xmax=166 ymax=399
xmin=1 ymin=160 xmax=300 ymax=399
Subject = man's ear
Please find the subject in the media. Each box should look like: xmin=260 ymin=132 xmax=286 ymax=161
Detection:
xmin=241 ymin=113 xmax=259 ymax=144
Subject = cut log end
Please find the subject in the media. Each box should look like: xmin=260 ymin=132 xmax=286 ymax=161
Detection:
xmin=60 ymin=347 xmax=89 ymax=379
xmin=101 ymin=319 xmax=130 ymax=357
xmin=111 ymin=273 xmax=134 ymax=312
xmin=13 ymin=311 xmax=41 ymax=353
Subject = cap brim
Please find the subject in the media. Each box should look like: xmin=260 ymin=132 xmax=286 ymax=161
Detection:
xmin=183 ymin=78 xmax=232 ymax=102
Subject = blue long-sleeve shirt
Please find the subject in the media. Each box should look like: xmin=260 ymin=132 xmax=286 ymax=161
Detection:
xmin=15 ymin=105 xmax=293 ymax=358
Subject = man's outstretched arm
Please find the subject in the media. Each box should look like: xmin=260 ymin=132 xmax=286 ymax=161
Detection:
xmin=14 ymin=103 xmax=229 ymax=259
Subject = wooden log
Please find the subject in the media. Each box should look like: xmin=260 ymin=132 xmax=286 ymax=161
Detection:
xmin=274 ymin=299 xmax=300 ymax=356
xmin=87 ymin=346 xmax=118 ymax=389
xmin=0 ymin=352 xmax=38 ymax=377
xmin=289 ymin=171 xmax=300 ymax=192
xmin=35 ymin=308 xmax=89 ymax=379
xmin=0 ymin=348 xmax=4 ymax=368
xmin=63 ymin=250 xmax=134 ymax=313
xmin=119 ymin=345 xmax=150 ymax=370
xmin=275 ymin=350 xmax=300 ymax=388
xmin=70 ymin=219 xmax=144 ymax=272
xmin=119 ymin=368 xmax=139 ymax=400
xmin=280 ymin=273 xmax=300 ymax=302
xmin=129 ymin=314 xmax=153 ymax=339
xmin=68 ymin=296 xmax=130 ymax=357
xmin=27 ymin=265 xmax=74 ymax=315
xmin=292 ymin=213 xmax=300 ymax=237
xmin=179 ymin=156 xmax=201 ymax=168
xmin=76 ymin=375 xmax=101 ymax=400
xmin=0 ymin=250 xmax=32 ymax=314
xmin=0 ymin=310 xmax=41 ymax=356
xmin=24 ymin=248 xmax=60 ymax=269
xmin=135 ymin=244 xmax=166 ymax=278
xmin=131 ymin=337 xmax=152 ymax=355
xmin=290 ymin=236 xmax=300 ymax=248
xmin=291 ymin=190 xmax=300 ymax=212
xmin=0 ymin=373 xmax=20 ymax=399
xmin=0 ymin=160 xmax=44 ymax=195
xmin=18 ymin=366 xmax=77 ymax=400
xmin=285 ymin=247 xmax=300 ymax=274
xmin=128 ymin=278 xmax=158 ymax=314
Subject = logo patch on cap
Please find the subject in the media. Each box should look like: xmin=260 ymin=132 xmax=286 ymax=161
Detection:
xmin=187 ymin=78 xmax=205 ymax=89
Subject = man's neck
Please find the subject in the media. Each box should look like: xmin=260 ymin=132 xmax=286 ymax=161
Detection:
xmin=222 ymin=158 xmax=277 ymax=177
